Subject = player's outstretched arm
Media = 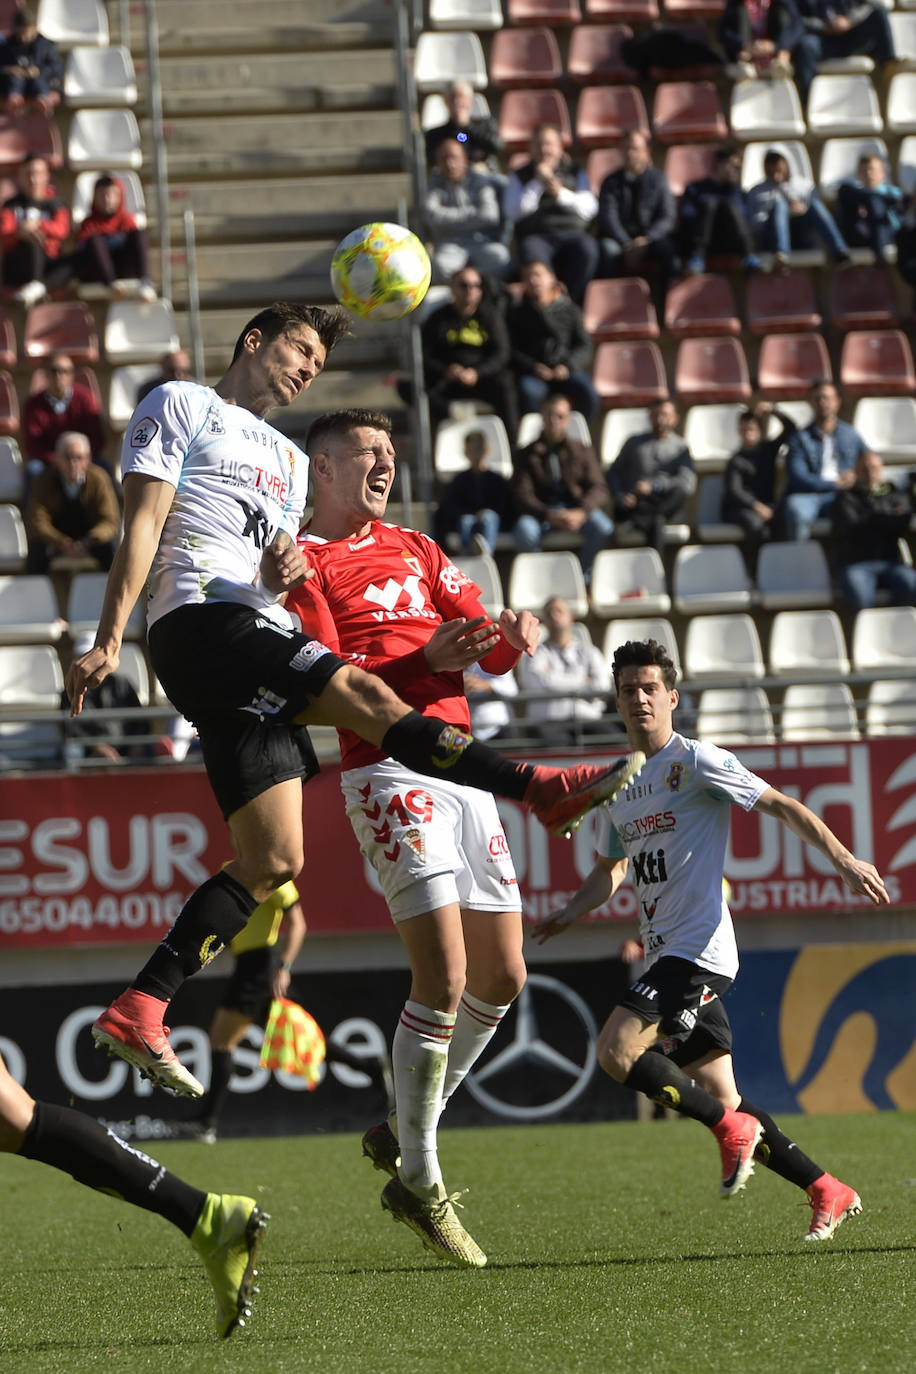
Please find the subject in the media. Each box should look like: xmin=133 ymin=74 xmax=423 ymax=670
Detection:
xmin=530 ymin=855 xmax=628 ymax=945
xmin=755 ymin=788 xmax=890 ymax=906
xmin=65 ymin=473 xmax=175 ymax=716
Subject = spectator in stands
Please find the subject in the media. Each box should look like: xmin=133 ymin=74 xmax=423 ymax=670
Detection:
xmin=424 ymin=139 xmax=511 ymax=285
xmin=72 ymin=173 xmax=157 ymax=301
xmin=504 ymin=124 xmax=599 ymax=306
xmin=722 ymin=402 xmax=797 ymax=549
xmin=434 ymin=428 xmax=513 ymax=557
xmin=607 ymin=398 xmax=696 ymax=554
xmin=0 ymin=5 xmax=63 ymax=117
xmin=507 ymin=259 xmax=598 ymax=422
xmin=60 ymin=631 xmax=149 ymax=764
xmin=0 ymin=153 xmax=70 ymax=306
xmin=719 ymin=0 xmax=805 ymax=81
xmin=831 ymin=451 xmax=916 ymax=611
xmin=780 ymin=379 xmax=869 ymax=540
xmin=22 ymin=352 xmax=107 ymax=476
xmin=746 ymin=149 xmax=850 ymax=268
xmin=421 ymin=267 xmax=517 ymax=436
xmin=425 ymin=79 xmax=504 ymax=179
xmin=464 ymin=664 xmax=520 ymax=743
xmin=512 ymin=391 xmax=613 ymax=580
xmin=795 ymin=0 xmax=896 ymax=107
xmin=25 ymin=431 xmax=119 ymax=574
xmin=518 ymin=595 xmax=614 ymax=748
xmin=836 ymin=154 xmax=907 ymax=264
xmin=135 ymin=348 xmax=194 ymax=405
xmin=597 ymin=129 xmax=678 ymax=284
xmin=679 ymin=144 xmax=762 ymax=277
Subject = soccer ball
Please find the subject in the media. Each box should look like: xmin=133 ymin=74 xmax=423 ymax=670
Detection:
xmin=330 ymin=222 xmax=431 ymax=321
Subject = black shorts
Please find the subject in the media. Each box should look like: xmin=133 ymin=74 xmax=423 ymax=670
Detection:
xmin=619 ymin=955 xmax=734 ymax=1065
xmin=149 ymin=602 xmax=347 ymax=818
xmin=222 ymin=947 xmax=275 ymax=1026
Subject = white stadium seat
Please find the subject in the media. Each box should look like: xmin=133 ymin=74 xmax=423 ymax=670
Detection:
xmin=852 ymin=396 xmax=916 ymax=463
xmin=421 ymin=90 xmax=490 ymax=130
xmin=451 ymin=551 xmax=504 ymax=618
xmin=64 ymin=45 xmax=138 ymax=107
xmin=741 ymin=139 xmax=813 ymax=191
xmin=72 ymin=170 xmax=146 ymax=230
xmin=104 ymin=300 xmax=179 ymax=365
xmin=589 ymin=547 xmax=670 ymax=617
xmin=66 ymin=571 xmax=146 ymax=641
xmin=108 ymin=364 xmax=158 ymax=429
xmin=768 ymin=609 xmax=849 ymax=679
xmin=602 ymin=618 xmax=681 ymax=676
xmin=682 ymin=403 xmax=744 ymax=472
xmin=684 ymin=614 xmax=765 ymax=682
xmin=780 ymin=682 xmax=860 ymax=741
xmin=37 ymin=0 xmax=108 ymax=48
xmin=507 ymin=551 xmax=588 ymax=618
xmin=0 ymin=504 xmax=27 ymax=572
xmin=818 ymin=137 xmax=889 ymax=199
xmin=600 ymin=406 xmax=650 ymax=466
xmin=852 ymin=605 xmax=916 ymax=672
xmin=67 ymin=109 xmax=143 ymax=172
xmin=517 ymin=409 xmax=591 ymax=447
xmin=696 ymin=687 xmax=775 ymax=744
xmin=729 ymin=79 xmax=806 ymax=142
xmin=672 ymin=544 xmax=753 ymax=614
xmin=434 ymin=414 xmax=512 ymax=478
xmin=414 ymin=31 xmax=488 ymax=93
xmin=806 ymin=74 xmax=882 ymax=138
xmin=0 ymin=438 xmax=25 ymax=504
xmin=756 ymin=541 xmax=833 ymax=609
xmin=0 ymin=643 xmax=63 ymax=705
xmin=694 ymin=473 xmax=745 ymax=544
xmin=116 ymin=642 xmax=150 ymax=706
xmin=427 ymin=0 xmax=504 ymax=31
xmin=0 ymin=575 xmax=64 ymax=644
xmin=865 ymin=679 xmax=916 ymax=735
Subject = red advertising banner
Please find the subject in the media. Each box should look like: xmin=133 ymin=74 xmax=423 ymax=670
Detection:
xmin=2 ymin=738 xmax=915 ymax=949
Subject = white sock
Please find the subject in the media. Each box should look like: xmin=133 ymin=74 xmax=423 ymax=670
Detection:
xmin=440 ymin=991 xmax=511 ymax=1113
xmin=393 ymin=1000 xmax=455 ymax=1194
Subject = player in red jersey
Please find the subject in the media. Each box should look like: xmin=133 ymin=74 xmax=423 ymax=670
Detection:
xmin=288 ymin=409 xmax=642 ymax=1268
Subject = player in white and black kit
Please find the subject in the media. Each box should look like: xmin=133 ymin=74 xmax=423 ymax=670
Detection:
xmin=533 ymin=638 xmax=889 ymax=1241
xmin=64 ymin=302 xmax=635 ymax=1104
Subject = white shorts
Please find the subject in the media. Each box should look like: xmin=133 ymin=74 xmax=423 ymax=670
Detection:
xmin=341 ymin=759 xmax=521 ymax=922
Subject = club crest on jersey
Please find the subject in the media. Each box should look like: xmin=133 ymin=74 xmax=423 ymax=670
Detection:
xmin=283 ymin=445 xmax=295 ymax=476
xmin=207 ymin=408 xmax=225 ymax=435
xmin=664 ymin=762 xmax=688 ymax=791
xmin=404 ymin=826 xmax=425 ymax=860
xmin=432 ymin=724 xmax=472 ymax=769
xmin=130 ymin=416 xmax=159 ymax=448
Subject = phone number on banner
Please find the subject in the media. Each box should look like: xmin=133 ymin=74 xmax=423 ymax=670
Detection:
xmin=0 ymin=891 xmax=184 ymax=935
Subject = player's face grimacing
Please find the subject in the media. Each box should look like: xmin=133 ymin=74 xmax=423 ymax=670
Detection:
xmin=324 ymin=425 xmax=397 ymax=526
xmin=615 ymin=664 xmax=678 ymax=752
xmin=252 ymin=326 xmax=327 ymax=410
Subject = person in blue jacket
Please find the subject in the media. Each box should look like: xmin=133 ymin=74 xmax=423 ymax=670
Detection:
xmin=779 ymin=379 xmax=870 ymax=540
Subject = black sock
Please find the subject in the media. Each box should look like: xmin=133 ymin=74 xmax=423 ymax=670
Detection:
xmin=624 ymin=1052 xmax=726 ymax=1128
xmin=20 ymin=1101 xmax=206 ymax=1237
xmin=739 ymin=1096 xmax=824 ymax=1190
xmin=199 ymin=1049 xmax=233 ymax=1130
xmin=381 ymin=711 xmax=533 ymax=801
xmin=133 ymin=871 xmax=258 ymax=1002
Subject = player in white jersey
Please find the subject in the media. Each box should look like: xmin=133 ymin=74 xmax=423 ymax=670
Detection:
xmin=64 ymin=301 xmax=636 ymax=1103
xmin=533 ymin=638 xmax=888 ymax=1240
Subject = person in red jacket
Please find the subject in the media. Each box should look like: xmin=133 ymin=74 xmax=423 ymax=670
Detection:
xmin=0 ymin=153 xmax=70 ymax=306
xmin=73 ymin=173 xmax=156 ymax=301
xmin=21 ymin=352 xmax=106 ymax=474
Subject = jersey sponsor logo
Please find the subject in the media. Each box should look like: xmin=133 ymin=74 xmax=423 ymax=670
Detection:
xmin=645 ymin=930 xmax=665 ymax=954
xmin=289 ymin=641 xmax=332 ymax=672
xmin=219 ymin=459 xmax=289 ymax=506
xmin=239 ymin=499 xmax=273 ymax=550
xmin=630 ymin=980 xmax=658 ymax=1001
xmin=439 ymin=563 xmax=473 ymax=596
xmin=618 ymin=810 xmax=676 ymax=843
xmin=641 ymin=898 xmax=657 ymax=921
xmin=363 ymin=574 xmax=426 ymax=615
xmin=631 ymin=848 xmax=668 ymax=885
xmin=242 ymin=687 xmax=287 ymax=716
xmin=488 ymin=831 xmax=510 ymax=858
xmin=130 ymin=416 xmax=159 ymax=447
xmin=664 ymin=762 xmax=688 ymax=791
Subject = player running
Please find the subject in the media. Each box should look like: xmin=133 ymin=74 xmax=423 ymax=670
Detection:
xmin=287 ymin=408 xmax=643 ymax=1268
xmin=533 ymin=637 xmax=887 ymax=1240
xmin=64 ymin=302 xmax=641 ymax=1102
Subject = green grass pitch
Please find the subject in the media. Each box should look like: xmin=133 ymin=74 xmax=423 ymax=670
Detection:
xmin=1 ymin=1113 xmax=914 ymax=1374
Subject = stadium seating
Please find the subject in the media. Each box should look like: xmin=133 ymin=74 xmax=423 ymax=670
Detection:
xmin=583 ymin=0 xmax=659 ymax=20
xmin=108 ymin=365 xmax=157 ymax=430
xmin=745 ymin=272 xmax=822 ymax=335
xmin=780 ymin=682 xmax=860 ymax=741
xmin=507 ymin=0 xmax=582 ymax=24
xmin=889 ymin=13 xmax=916 ymax=68
xmin=36 ymin=0 xmax=109 ymax=47
xmin=664 ymin=275 xmax=740 ymax=339
xmin=0 ymin=311 xmax=15 ymax=369
xmin=589 ymin=546 xmax=670 ymax=616
xmin=852 ymin=396 xmax=916 ymax=463
xmin=694 ymin=472 xmax=745 ymax=542
xmin=768 ymin=609 xmax=850 ymax=679
xmin=0 ymin=111 xmax=64 ymax=170
xmin=757 ymin=333 xmax=832 ymax=399
xmin=434 ymin=414 xmax=513 ymax=478
xmin=740 ymin=139 xmax=813 ymax=191
xmin=886 ymin=73 xmax=916 ymax=135
xmin=452 ymin=551 xmax=505 ymax=618
xmin=696 ymin=686 xmax=776 ymax=744
xmin=806 ymin=74 xmax=882 ymax=138
xmin=682 ymin=404 xmax=744 ymax=471
xmin=664 ymin=143 xmax=716 ymax=196
xmin=427 ymin=0 xmax=504 ymax=30
xmin=421 ymin=91 xmax=490 ymax=130
xmin=729 ymin=78 xmax=806 ymax=141
xmin=0 ymin=643 xmax=63 ymax=706
xmin=498 ymin=88 xmax=572 ymax=151
xmin=865 ymin=679 xmax=916 ymax=736
xmin=675 ymin=337 xmax=751 ymax=404
xmin=0 ymin=574 xmax=64 ymax=644
xmin=67 ymin=109 xmax=143 ymax=172
xmin=414 ymin=31 xmax=488 ymax=91
xmin=63 ymin=44 xmax=138 ymax=106
xmin=72 ymin=169 xmax=147 ymax=230
xmin=0 ymin=372 xmax=20 ymax=436
xmin=602 ymin=617 xmax=680 ymax=673
xmin=593 ymin=341 xmax=667 ymax=406
xmin=23 ymin=302 xmax=99 ymax=365
xmin=29 ymin=365 xmax=101 ymax=410
xmin=104 ymin=300 xmax=180 ymax=364
xmin=517 ymin=409 xmax=591 ymax=446
xmin=488 ymin=27 xmax=562 ymax=86
xmin=651 ymin=81 xmax=728 ymax=144
xmin=0 ymin=438 xmax=23 ymax=503
xmin=585 ymin=146 xmax=622 ymax=191
xmin=817 ymin=136 xmax=888 ymax=198
xmin=756 ymin=540 xmax=833 ymax=609
xmin=117 ymin=642 xmax=151 ymax=707
xmin=507 ymin=551 xmax=588 ymax=617
xmin=0 ymin=504 xmax=26 ymax=572
xmin=583 ymin=277 xmax=659 ymax=341
xmin=600 ymin=405 xmax=650 ymax=464
xmin=852 ymin=606 xmax=916 ymax=672
xmin=839 ymin=330 xmax=916 ymax=396
xmin=828 ymin=267 xmax=900 ymax=330
xmin=66 ymin=572 xmax=145 ymax=641
xmin=898 ymin=135 xmax=916 ymax=196
xmin=683 ymin=613 xmax=766 ymax=681
xmin=671 ymin=543 xmax=753 ymax=613
xmin=575 ymin=84 xmax=649 ymax=146
xmin=566 ymin=23 xmax=636 ymax=83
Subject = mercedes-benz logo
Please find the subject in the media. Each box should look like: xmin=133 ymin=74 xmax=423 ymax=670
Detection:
xmin=464 ymin=973 xmax=598 ymax=1121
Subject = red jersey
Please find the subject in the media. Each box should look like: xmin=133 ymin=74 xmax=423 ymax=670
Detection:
xmin=289 ymin=520 xmax=520 ymax=769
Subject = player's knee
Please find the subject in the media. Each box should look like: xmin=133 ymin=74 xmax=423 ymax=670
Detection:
xmin=238 ymin=847 xmax=302 ymax=894
xmin=596 ymin=1029 xmax=632 ymax=1083
xmin=475 ymin=963 xmax=526 ymax=1007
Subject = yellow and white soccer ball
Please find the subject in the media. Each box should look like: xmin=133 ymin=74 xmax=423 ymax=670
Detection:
xmin=330 ymin=222 xmax=431 ymax=321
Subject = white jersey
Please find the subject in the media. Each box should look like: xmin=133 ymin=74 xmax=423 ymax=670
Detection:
xmin=595 ymin=732 xmax=768 ymax=978
xmin=122 ymin=381 xmax=308 ymax=629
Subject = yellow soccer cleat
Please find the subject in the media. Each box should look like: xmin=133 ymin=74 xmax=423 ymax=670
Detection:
xmin=190 ymin=1193 xmax=269 ymax=1338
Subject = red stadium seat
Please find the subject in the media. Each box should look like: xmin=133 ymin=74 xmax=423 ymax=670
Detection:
xmin=840 ymin=330 xmax=916 ymax=396
xmin=757 ymin=332 xmax=832 ymax=399
xmin=507 ymin=0 xmax=582 ymax=23
xmin=23 ymin=302 xmax=99 ymax=365
xmin=663 ymin=143 xmax=716 ymax=197
xmin=0 ymin=1 xmax=21 ymax=36
xmin=664 ymin=0 xmax=725 ymax=17
xmin=828 ymin=266 xmax=901 ymax=330
xmin=489 ymin=27 xmax=562 ymax=88
xmin=664 ymin=274 xmax=740 ymax=339
xmin=593 ymin=340 xmax=668 ymax=406
xmin=675 ymin=337 xmax=751 ymax=404
xmin=651 ymin=82 xmax=728 ymax=145
xmin=0 ymin=112 xmax=64 ymax=170
xmin=583 ymin=277 xmax=659 ymax=341
xmin=567 ymin=24 xmax=636 ymax=84
xmin=0 ymin=370 xmax=19 ymax=435
xmin=30 ymin=364 xmax=102 ymax=407
xmin=584 ymin=0 xmax=658 ymax=19
xmin=575 ymin=84 xmax=649 ymax=148
xmin=586 ymin=146 xmax=623 ymax=192
xmin=0 ymin=311 xmax=15 ymax=369
xmin=746 ymin=272 xmax=822 ymax=336
xmin=498 ymin=88 xmax=572 ymax=152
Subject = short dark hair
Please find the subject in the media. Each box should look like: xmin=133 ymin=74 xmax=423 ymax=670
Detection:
xmin=738 ymin=409 xmax=759 ymax=424
xmin=306 ymin=408 xmax=392 ymax=453
xmin=810 ymin=377 xmax=837 ymax=394
xmin=763 ymin=150 xmax=788 ymax=175
xmin=713 ymin=143 xmax=741 ymax=166
xmin=612 ymin=638 xmax=678 ymax=693
xmin=230 ymin=302 xmax=350 ymax=364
